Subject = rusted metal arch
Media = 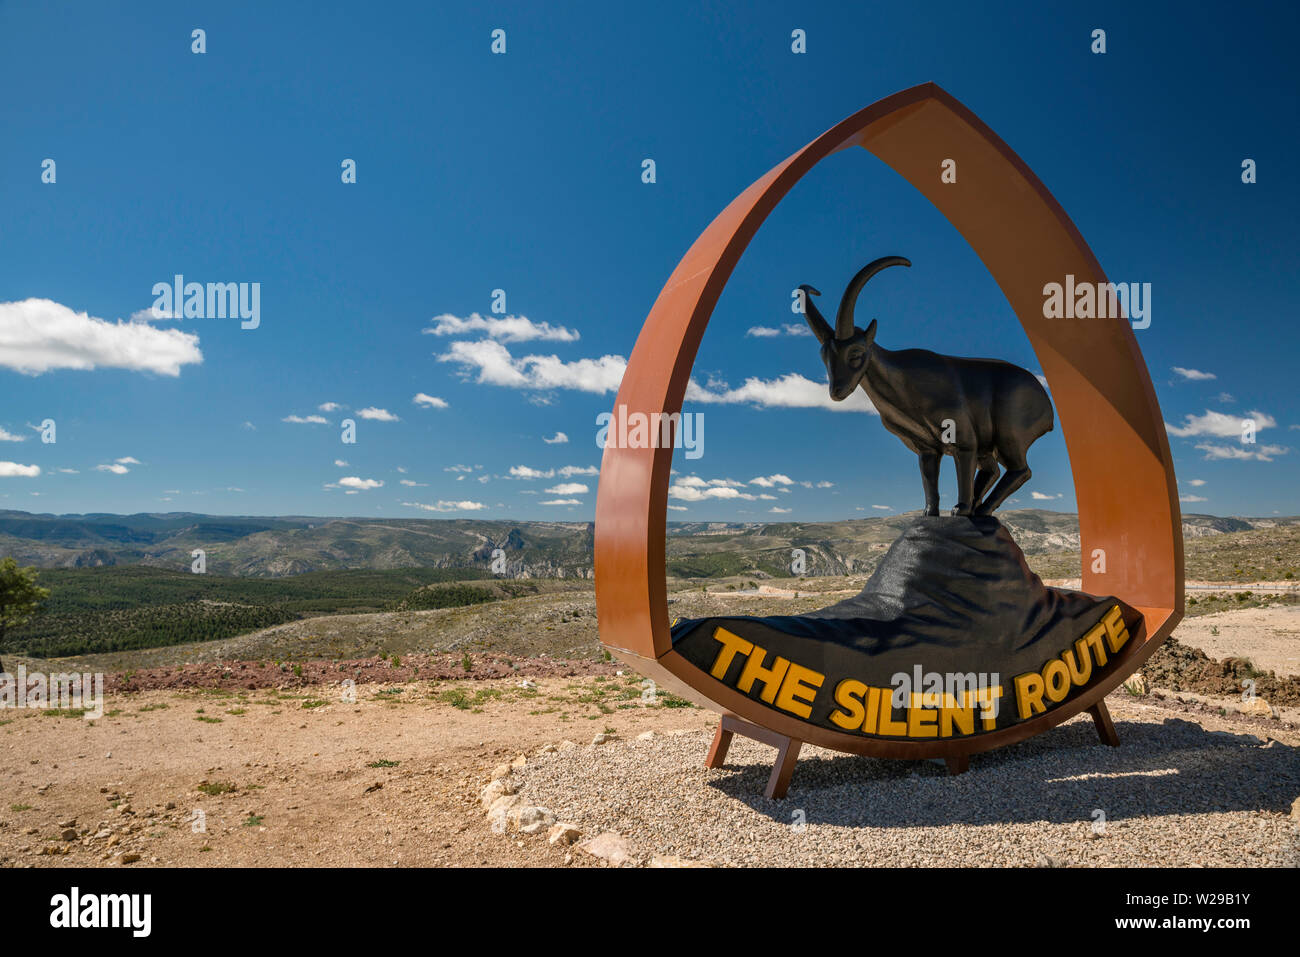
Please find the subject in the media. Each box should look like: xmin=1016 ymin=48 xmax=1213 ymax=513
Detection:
xmin=594 ymin=82 xmax=1183 ymax=760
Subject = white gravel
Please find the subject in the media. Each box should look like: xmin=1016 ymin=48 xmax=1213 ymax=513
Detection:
xmin=508 ymin=697 xmax=1300 ymax=866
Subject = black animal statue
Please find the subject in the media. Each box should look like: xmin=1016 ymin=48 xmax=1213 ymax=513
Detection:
xmin=799 ymin=256 xmax=1053 ymax=517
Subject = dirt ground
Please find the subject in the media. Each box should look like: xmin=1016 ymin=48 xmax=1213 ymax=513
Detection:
xmin=0 ymin=672 xmax=716 ymax=867
xmin=3 ymin=665 xmax=1297 ymax=868
xmin=1172 ymin=603 xmax=1300 ymax=677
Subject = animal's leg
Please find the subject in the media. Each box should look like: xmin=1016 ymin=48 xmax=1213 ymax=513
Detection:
xmin=951 ymin=449 xmax=977 ymax=516
xmin=919 ymin=452 xmax=940 ymax=516
xmin=972 ymin=458 xmax=1000 ymax=509
xmin=978 ymin=451 xmax=1030 ymax=515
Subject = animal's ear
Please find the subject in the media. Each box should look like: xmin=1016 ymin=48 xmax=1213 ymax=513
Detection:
xmin=799 ymin=285 xmax=833 ymax=345
xmin=864 ymin=318 xmax=877 ymax=344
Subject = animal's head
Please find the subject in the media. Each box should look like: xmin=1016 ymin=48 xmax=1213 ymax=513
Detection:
xmin=799 ymin=255 xmax=910 ymax=401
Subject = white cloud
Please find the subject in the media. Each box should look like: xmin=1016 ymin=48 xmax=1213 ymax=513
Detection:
xmin=669 ymin=483 xmax=759 ymax=502
xmin=403 ymin=499 xmax=488 ymax=512
xmin=689 ymin=373 xmax=876 ymax=414
xmin=0 ymin=428 xmax=26 ymax=442
xmin=423 ymin=312 xmax=580 ymax=344
xmin=334 ymin=459 xmax=349 ymax=467
xmin=749 ymin=474 xmax=794 ymax=488
xmin=413 ymin=393 xmax=448 ymax=409
xmin=337 ymin=476 xmax=383 ymax=490
xmin=543 ymin=432 xmax=568 ymax=444
xmin=445 ymin=464 xmax=478 ymax=473
xmin=667 ymin=505 xmax=688 ymax=512
xmin=356 ymin=407 xmax=399 ymax=422
xmin=1172 ymin=367 xmax=1216 ymax=381
xmin=1185 ymin=478 xmax=1206 ymax=487
xmin=1030 ymin=491 xmax=1063 ymax=500
xmin=284 ymin=414 xmax=329 ymax=425
xmin=399 ymin=479 xmax=427 ymax=487
xmin=115 ymin=456 xmax=141 ymax=465
xmin=676 ymin=476 xmax=745 ymax=489
xmin=769 ymin=506 xmax=792 ymax=514
xmin=129 ymin=306 xmax=178 ymax=322
xmin=1166 ymin=409 xmax=1275 ymax=438
xmin=558 ymin=465 xmax=598 ymax=477
xmin=545 ymin=482 xmax=588 ymax=495
xmin=1180 ymin=494 xmax=1208 ymax=503
xmin=0 ymin=298 xmax=202 ymax=376
xmin=440 ymin=339 xmax=626 ymax=394
xmin=56 ymin=468 xmax=79 ymax=474
xmin=509 ymin=465 xmax=554 ymax=479
xmin=1194 ymin=442 xmax=1287 ymax=462
xmin=540 ymin=498 xmax=582 ymax=506
xmin=319 ymin=401 xmax=343 ymax=412
xmin=95 ymin=463 xmax=129 ymax=474
xmin=242 ymin=421 xmax=256 ymax=430
xmin=0 ymin=462 xmax=40 ymax=477
xmin=872 ymin=505 xmax=891 ymax=510
xmin=746 ymin=325 xmax=811 ymax=338
xmin=440 ymin=338 xmax=875 ymax=415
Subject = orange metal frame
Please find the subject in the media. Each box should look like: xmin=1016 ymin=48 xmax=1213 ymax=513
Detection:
xmin=594 ymin=83 xmax=1183 ymax=760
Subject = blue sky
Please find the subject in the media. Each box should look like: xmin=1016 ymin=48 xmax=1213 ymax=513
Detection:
xmin=1 ymin=0 xmax=1297 ymax=521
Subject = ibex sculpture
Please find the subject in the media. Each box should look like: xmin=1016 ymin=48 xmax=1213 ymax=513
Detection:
xmin=800 ymin=256 xmax=1054 ymax=517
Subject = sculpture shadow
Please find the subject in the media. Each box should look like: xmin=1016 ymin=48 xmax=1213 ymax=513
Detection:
xmin=706 ymin=715 xmax=1300 ymax=828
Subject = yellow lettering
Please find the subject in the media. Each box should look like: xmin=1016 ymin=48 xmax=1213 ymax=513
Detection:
xmin=1043 ymin=658 xmax=1070 ymax=702
xmin=1082 ymin=622 xmax=1108 ymax=667
xmin=709 ymin=627 xmax=753 ymax=680
xmin=775 ymin=662 xmax=824 ymax=719
xmin=1015 ymin=671 xmax=1047 ymax=718
xmin=1102 ymin=604 xmax=1130 ymax=653
xmin=876 ymin=690 xmax=907 ymax=736
xmin=862 ymin=685 xmax=881 ymax=733
xmin=978 ymin=686 xmax=1004 ymax=730
xmin=1063 ymin=641 xmax=1092 ymax=686
xmin=736 ymin=646 xmax=789 ymax=704
xmin=940 ymin=699 xmax=974 ymax=737
xmin=907 ymin=706 xmax=938 ymax=737
xmin=830 ymin=679 xmax=868 ymax=730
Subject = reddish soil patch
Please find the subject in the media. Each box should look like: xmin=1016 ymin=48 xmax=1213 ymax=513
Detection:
xmin=107 ymin=652 xmax=617 ymax=694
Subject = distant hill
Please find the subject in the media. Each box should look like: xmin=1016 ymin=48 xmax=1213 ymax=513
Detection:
xmin=0 ymin=508 xmax=1293 ymax=580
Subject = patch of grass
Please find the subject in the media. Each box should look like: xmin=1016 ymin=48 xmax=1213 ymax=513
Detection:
xmin=10 ymin=803 xmax=33 ymax=812
xmin=461 ymin=652 xmax=473 ymax=672
xmin=195 ymin=715 xmax=223 ymax=723
xmin=653 ymin=692 xmax=693 ymax=709
xmin=196 ymin=781 xmax=236 ymax=796
xmin=301 ymin=699 xmax=328 ymax=709
xmin=226 ymin=708 xmax=247 ymax=716
xmin=436 ymin=687 xmax=502 ymax=710
xmin=367 ymin=759 xmax=400 ymax=768
xmin=42 ymin=708 xmax=88 ymax=718
xmin=242 ymin=814 xmax=263 ymax=827
xmin=138 ymin=702 xmax=168 ymax=712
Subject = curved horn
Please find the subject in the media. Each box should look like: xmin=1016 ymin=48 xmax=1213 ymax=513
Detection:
xmin=835 ymin=256 xmax=911 ymax=339
xmin=797 ymin=285 xmax=833 ymax=345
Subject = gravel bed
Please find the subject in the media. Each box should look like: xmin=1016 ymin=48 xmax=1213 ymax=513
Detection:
xmin=509 ymin=700 xmax=1300 ymax=866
